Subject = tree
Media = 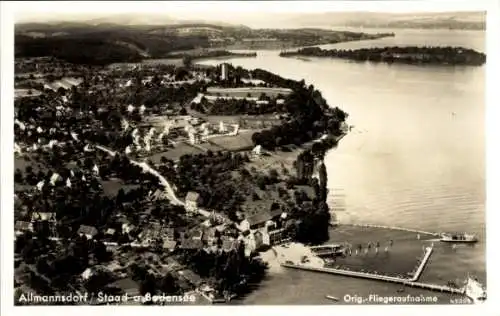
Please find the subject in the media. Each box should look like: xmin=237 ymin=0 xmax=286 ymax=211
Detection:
xmin=14 ymin=168 xmax=24 ymax=184
xmin=182 ymin=56 xmax=193 ymax=69
xmin=269 ymin=169 xmax=279 ymax=182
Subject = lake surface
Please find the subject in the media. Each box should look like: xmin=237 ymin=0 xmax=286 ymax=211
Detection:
xmin=195 ymin=29 xmax=486 ymax=304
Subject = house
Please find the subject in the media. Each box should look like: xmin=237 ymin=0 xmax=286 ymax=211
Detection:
xmin=81 ymin=267 xmax=94 ymax=281
xmin=77 ymin=225 xmax=98 ymax=239
xmin=30 ymin=211 xmax=57 ymax=235
xmin=150 ymin=189 xmax=169 ymax=201
xmin=122 ymin=223 xmax=136 ymax=235
xmin=221 ymin=236 xmax=237 ymax=252
xmin=185 ymin=191 xmax=202 ymax=213
xmin=105 ymin=228 xmax=116 ymax=236
xmin=15 ymin=221 xmax=34 ymax=235
xmin=138 ymin=228 xmax=161 ymax=246
xmin=30 ymin=212 xmax=57 ymax=222
xmin=178 ymin=238 xmax=204 ymax=250
xmin=190 ymin=229 xmax=204 ymax=240
xmin=202 ymin=227 xmax=218 ymax=246
xmin=163 ymin=240 xmax=177 ymax=252
xmin=243 ymin=206 xmax=284 ymax=230
xmin=164 ymin=257 xmax=183 ymax=271
xmin=165 ymin=228 xmax=175 ymax=241
xmin=252 ymin=145 xmax=262 ymax=156
xmin=238 ymin=219 xmax=250 ymax=232
xmin=268 ymin=227 xmax=288 ymax=246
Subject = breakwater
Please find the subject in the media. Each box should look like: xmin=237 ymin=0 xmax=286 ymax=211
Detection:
xmin=281 ymin=262 xmax=464 ymax=296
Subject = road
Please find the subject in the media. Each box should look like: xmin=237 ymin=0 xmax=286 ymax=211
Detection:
xmin=95 ymin=145 xmax=184 ymax=206
xmin=95 ymin=145 xmax=231 ymax=224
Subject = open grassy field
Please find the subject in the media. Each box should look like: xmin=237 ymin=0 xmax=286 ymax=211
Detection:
xmin=146 ymin=142 xmax=204 ymax=163
xmin=198 ymin=142 xmax=225 ymax=152
xmin=243 ymin=143 xmax=308 ymax=178
xmin=208 ymin=130 xmax=256 ymax=151
xmin=100 ymin=179 xmax=141 ymax=197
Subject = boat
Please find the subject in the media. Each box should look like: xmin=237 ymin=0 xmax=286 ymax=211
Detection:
xmin=440 ymin=232 xmax=478 ymax=243
xmin=464 ymin=276 xmax=486 ymax=303
xmin=325 ymin=295 xmax=339 ymax=302
xmin=310 ymin=244 xmax=348 ymax=257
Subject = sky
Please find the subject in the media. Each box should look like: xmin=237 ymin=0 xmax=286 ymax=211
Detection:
xmin=9 ymin=0 xmax=490 ymax=25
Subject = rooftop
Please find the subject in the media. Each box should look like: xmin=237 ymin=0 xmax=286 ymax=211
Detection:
xmin=77 ymin=225 xmax=98 ymax=237
xmin=186 ymin=191 xmax=201 ymax=203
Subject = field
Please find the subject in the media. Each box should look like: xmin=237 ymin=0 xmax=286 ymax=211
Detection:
xmin=242 ymin=143 xmax=309 ymax=178
xmin=207 ymin=130 xmax=256 ymax=151
xmin=198 ymin=142 xmax=225 ymax=152
xmin=206 ymin=87 xmax=292 ymax=98
xmin=146 ymin=142 xmax=204 ymax=163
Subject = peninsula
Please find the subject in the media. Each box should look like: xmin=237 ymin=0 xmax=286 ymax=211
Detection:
xmin=14 ymin=55 xmax=347 ymax=304
xmin=280 ymin=46 xmax=486 ymax=66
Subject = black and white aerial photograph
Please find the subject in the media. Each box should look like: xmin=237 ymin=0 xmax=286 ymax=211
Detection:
xmin=1 ymin=0 xmax=498 ymax=315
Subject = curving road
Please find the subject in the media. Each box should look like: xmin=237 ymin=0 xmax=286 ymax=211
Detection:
xmin=96 ymin=144 xmax=231 ymax=224
xmin=95 ymin=145 xmax=184 ymax=206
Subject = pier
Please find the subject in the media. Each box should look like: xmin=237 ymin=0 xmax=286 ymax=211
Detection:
xmin=281 ymin=263 xmax=464 ymax=295
xmin=342 ymin=223 xmax=440 ymax=236
xmin=281 ymin=247 xmax=464 ymax=295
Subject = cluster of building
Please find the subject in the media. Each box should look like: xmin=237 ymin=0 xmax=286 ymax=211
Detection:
xmin=13 ymin=57 xmax=308 ymax=304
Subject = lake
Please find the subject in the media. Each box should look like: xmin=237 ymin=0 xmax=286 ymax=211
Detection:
xmin=195 ymin=29 xmax=486 ymax=304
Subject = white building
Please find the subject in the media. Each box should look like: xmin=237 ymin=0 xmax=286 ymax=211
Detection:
xmin=219 ymin=121 xmax=226 ymax=133
xmin=221 ymin=63 xmax=229 ymax=81
xmin=185 ymin=191 xmax=202 ymax=214
xmin=252 ymin=145 xmax=262 ymax=156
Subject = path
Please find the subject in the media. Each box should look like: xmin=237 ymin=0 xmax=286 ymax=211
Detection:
xmin=96 ymin=144 xmax=231 ymax=223
xmin=95 ymin=145 xmax=184 ymax=206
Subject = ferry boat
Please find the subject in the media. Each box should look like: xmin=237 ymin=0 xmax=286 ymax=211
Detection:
xmin=440 ymin=232 xmax=478 ymax=243
xmin=464 ymin=277 xmax=486 ymax=303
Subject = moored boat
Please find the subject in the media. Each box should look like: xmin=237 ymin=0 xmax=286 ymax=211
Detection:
xmin=440 ymin=232 xmax=478 ymax=243
xmin=325 ymin=295 xmax=339 ymax=302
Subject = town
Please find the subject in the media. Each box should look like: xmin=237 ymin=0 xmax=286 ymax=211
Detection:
xmin=13 ymin=56 xmax=348 ymax=304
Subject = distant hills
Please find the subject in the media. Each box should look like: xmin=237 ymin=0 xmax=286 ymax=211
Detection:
xmin=14 ymin=20 xmax=394 ymax=65
xmin=262 ymin=11 xmax=486 ymax=30
xmin=16 ymin=11 xmax=486 ymax=31
xmin=14 ymin=11 xmax=485 ymax=65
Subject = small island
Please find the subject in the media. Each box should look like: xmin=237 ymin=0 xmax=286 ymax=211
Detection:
xmin=280 ymin=46 xmax=486 ymax=66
